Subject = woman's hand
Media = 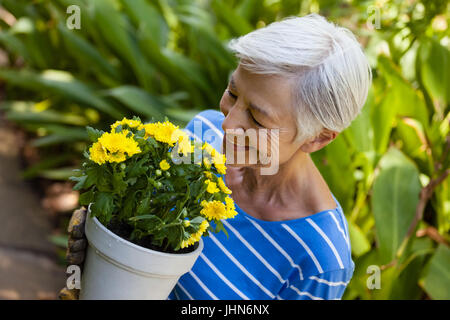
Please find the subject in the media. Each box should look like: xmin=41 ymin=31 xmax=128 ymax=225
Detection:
xmin=58 ymin=207 xmax=88 ymax=300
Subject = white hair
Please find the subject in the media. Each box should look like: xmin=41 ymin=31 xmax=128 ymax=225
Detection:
xmin=227 ymin=13 xmax=372 ymax=142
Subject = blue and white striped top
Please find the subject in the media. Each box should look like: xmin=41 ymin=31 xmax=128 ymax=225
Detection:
xmin=168 ymin=109 xmax=354 ymax=300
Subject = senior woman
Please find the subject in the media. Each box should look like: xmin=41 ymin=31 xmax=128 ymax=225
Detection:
xmin=167 ymin=13 xmax=371 ymax=300
xmin=60 ymin=13 xmax=371 ymax=300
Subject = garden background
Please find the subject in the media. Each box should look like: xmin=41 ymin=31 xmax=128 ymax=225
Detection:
xmin=0 ymin=0 xmax=448 ymax=300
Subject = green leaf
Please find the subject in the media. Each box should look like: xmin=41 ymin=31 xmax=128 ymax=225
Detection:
xmin=48 ymin=234 xmax=69 ymax=249
xmin=0 ymin=69 xmax=123 ymax=118
xmin=372 ymin=147 xmax=422 ymax=264
xmin=6 ymin=109 xmax=88 ymax=126
xmin=91 ymin=0 xmax=154 ymax=90
xmin=389 ymin=237 xmax=434 ymax=299
xmin=214 ymin=220 xmax=228 ymax=239
xmin=79 ymin=189 xmax=95 ymax=206
xmin=167 ymin=225 xmax=183 ymax=249
xmin=419 ymin=38 xmax=450 ymax=106
xmin=345 ymin=87 xmax=375 ymax=153
xmin=420 ymin=244 xmax=450 ymax=300
xmin=112 ymin=168 xmax=127 ymax=196
xmin=121 ymin=0 xmax=169 ymax=47
xmin=348 ymin=221 xmax=371 ymax=257
xmin=57 ymin=22 xmax=119 ymax=80
xmin=129 ymin=214 xmax=163 ymax=233
xmin=211 ymin=0 xmax=253 ymax=36
xmin=103 ymin=86 xmax=166 ymax=120
xmin=43 ymin=167 xmax=77 ymax=181
xmin=136 ymin=197 xmax=152 ymax=215
xmin=91 ymin=192 xmax=115 ymax=224
xmin=86 ymin=126 xmax=104 ymax=143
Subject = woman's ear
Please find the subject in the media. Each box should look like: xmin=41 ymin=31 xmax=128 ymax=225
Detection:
xmin=299 ymin=129 xmax=339 ymax=153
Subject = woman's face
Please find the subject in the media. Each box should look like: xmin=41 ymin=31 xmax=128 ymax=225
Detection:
xmin=219 ymin=64 xmax=302 ymax=170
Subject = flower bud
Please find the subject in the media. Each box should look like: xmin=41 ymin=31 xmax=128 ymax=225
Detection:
xmin=155 ymin=169 xmax=162 ymax=176
xmin=165 ymin=171 xmax=171 ymax=178
xmin=120 ymin=163 xmax=126 ymax=170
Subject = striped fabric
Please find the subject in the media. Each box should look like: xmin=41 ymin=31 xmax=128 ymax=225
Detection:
xmin=167 ymin=109 xmax=354 ymax=300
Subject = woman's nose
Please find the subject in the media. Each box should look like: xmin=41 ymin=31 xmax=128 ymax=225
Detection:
xmin=222 ymin=107 xmax=246 ymax=133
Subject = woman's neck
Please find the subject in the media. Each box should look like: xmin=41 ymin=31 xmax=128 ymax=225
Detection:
xmin=227 ymin=149 xmax=317 ymax=210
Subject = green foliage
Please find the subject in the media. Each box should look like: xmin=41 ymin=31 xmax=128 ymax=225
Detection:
xmin=0 ymin=0 xmax=448 ymax=298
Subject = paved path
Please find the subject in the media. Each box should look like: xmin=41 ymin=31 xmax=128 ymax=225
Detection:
xmin=0 ymin=114 xmax=66 ymax=299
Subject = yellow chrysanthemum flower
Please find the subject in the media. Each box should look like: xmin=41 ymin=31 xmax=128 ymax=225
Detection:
xmin=174 ymin=129 xmax=192 ymax=155
xmin=212 ymin=152 xmax=226 ymax=165
xmin=180 ymin=220 xmax=209 ymax=249
xmin=159 ymin=159 xmax=171 ymax=171
xmin=203 ymin=171 xmax=213 ymax=179
xmin=139 ymin=123 xmax=157 ymax=139
xmin=111 ymin=117 xmax=142 ymax=131
xmin=200 ymin=142 xmax=227 ymax=173
xmin=154 ymin=121 xmax=180 ymax=146
xmin=200 ymin=200 xmax=227 ymax=220
xmin=217 ymin=177 xmax=232 ymax=194
xmin=202 ymin=142 xmax=215 ymax=155
xmin=204 ymin=179 xmax=220 ymax=194
xmin=215 ymin=162 xmax=227 ymax=175
xmin=90 ymin=131 xmax=141 ymax=164
xmin=139 ymin=121 xmax=180 ymax=146
xmin=225 ymin=196 xmax=238 ymax=218
xmin=89 ymin=141 xmax=108 ymax=165
xmin=203 ymin=156 xmax=212 ymax=169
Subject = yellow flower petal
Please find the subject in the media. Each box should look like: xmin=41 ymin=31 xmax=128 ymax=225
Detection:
xmin=159 ymin=159 xmax=171 ymax=171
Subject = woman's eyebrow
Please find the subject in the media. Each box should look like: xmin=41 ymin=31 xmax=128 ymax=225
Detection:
xmin=230 ymin=74 xmax=271 ymax=118
xmin=229 ymin=75 xmax=237 ymax=91
xmin=249 ymin=102 xmax=271 ymax=118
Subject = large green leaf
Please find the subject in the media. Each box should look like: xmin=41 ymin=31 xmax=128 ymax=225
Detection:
xmin=389 ymin=237 xmax=434 ymax=300
xmin=348 ymin=221 xmax=371 ymax=257
xmin=377 ymin=55 xmax=429 ymax=127
xmin=90 ymin=0 xmax=154 ymax=90
xmin=419 ymin=38 xmax=450 ymax=107
xmin=211 ymin=0 xmax=253 ymax=36
xmin=103 ymin=86 xmax=167 ymax=121
xmin=420 ymin=244 xmax=450 ymax=299
xmin=324 ymin=134 xmax=355 ymax=211
xmin=57 ymin=22 xmax=119 ymax=80
xmin=370 ymin=84 xmax=398 ymax=155
xmin=345 ymin=86 xmax=375 ymax=153
xmin=121 ymin=0 xmax=169 ymax=47
xmin=395 ymin=117 xmax=429 ymax=172
xmin=372 ymin=147 xmax=422 ymax=264
xmin=0 ymin=69 xmax=123 ymax=118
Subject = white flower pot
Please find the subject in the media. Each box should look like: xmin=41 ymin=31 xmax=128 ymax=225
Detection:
xmin=79 ymin=209 xmax=203 ymax=300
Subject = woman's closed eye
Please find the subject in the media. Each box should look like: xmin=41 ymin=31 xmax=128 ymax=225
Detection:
xmin=226 ymin=89 xmax=264 ymax=127
xmin=227 ymin=89 xmax=237 ymax=100
xmin=248 ymin=110 xmax=263 ymax=127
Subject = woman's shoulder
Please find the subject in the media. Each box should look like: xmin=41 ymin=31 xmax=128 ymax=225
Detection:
xmin=184 ymin=109 xmax=224 ymax=132
xmin=183 ymin=109 xmax=224 ymax=151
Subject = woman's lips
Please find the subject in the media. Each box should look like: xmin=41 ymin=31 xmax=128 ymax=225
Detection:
xmin=233 ymin=143 xmax=250 ymax=151
xmin=223 ymin=134 xmax=251 ymax=151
